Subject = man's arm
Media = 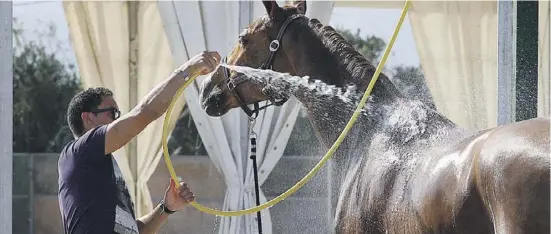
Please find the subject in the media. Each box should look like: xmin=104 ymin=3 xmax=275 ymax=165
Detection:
xmin=103 ymin=51 xmax=220 ymax=155
xmin=135 ymin=204 xmax=170 ymax=234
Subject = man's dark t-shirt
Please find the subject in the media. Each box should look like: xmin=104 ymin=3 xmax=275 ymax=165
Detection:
xmin=58 ymin=125 xmax=139 ymax=234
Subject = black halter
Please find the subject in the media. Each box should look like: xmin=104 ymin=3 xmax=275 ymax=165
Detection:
xmin=222 ymin=14 xmax=306 ymax=118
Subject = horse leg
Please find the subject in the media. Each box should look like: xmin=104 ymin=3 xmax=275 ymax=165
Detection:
xmin=477 ymin=151 xmax=550 ymax=234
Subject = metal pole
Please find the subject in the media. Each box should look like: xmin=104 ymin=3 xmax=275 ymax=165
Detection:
xmin=0 ymin=1 xmax=13 ymax=233
xmin=497 ymin=0 xmax=516 ymax=125
xmin=249 ymin=135 xmax=263 ymax=234
xmin=497 ymin=1 xmax=517 ymax=125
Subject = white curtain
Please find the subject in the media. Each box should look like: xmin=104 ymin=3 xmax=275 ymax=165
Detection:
xmin=408 ymin=1 xmax=498 ymax=130
xmin=62 ymin=1 xmax=183 ymax=217
xmin=158 ymin=1 xmax=333 ymax=233
xmin=539 ymin=0 xmax=550 ymax=117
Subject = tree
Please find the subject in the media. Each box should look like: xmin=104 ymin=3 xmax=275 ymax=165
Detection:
xmin=12 ymin=19 xmax=82 ymax=153
xmin=336 ymin=28 xmax=386 ymax=63
xmin=335 ymin=27 xmax=435 ymax=108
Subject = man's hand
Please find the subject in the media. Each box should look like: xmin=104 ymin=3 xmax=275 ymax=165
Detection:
xmin=163 ymin=178 xmax=195 ymax=212
xmin=178 ymin=51 xmax=222 ymax=76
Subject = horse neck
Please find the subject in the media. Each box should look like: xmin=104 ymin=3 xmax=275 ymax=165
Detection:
xmin=281 ymin=19 xmax=400 ymax=95
xmin=278 ymin=19 xmax=402 ymax=145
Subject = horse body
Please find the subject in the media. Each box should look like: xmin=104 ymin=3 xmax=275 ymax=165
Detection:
xmin=278 ymin=73 xmax=549 ymax=234
xmin=199 ymin=1 xmax=550 ymax=233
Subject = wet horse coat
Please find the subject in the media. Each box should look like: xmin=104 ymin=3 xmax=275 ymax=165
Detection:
xmin=199 ymin=1 xmax=550 ymax=233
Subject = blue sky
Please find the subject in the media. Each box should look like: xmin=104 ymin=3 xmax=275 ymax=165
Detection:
xmin=12 ymin=1 xmax=421 ymax=70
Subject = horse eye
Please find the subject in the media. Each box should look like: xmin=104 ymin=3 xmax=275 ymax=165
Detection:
xmin=238 ymin=36 xmax=248 ymax=45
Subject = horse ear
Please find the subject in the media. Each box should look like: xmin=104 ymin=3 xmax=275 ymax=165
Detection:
xmin=263 ymin=1 xmax=280 ymax=18
xmin=292 ymin=1 xmax=307 ymax=15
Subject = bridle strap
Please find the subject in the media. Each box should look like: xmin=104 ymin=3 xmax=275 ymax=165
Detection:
xmin=224 ymin=14 xmax=306 ymax=118
xmin=223 ymin=57 xmax=260 ymax=118
xmin=260 ymin=14 xmax=304 ymax=70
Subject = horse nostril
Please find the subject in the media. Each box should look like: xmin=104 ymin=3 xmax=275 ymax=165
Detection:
xmin=205 ymin=93 xmax=223 ymax=106
xmin=214 ymin=95 xmax=227 ymax=107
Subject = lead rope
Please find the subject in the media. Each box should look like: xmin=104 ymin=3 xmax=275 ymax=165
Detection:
xmin=248 ymin=117 xmax=263 ymax=234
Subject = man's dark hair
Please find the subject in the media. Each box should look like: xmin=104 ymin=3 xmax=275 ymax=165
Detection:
xmin=67 ymin=87 xmax=114 ymax=137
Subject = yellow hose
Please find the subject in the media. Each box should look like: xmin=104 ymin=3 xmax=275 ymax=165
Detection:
xmin=161 ymin=0 xmax=411 ymax=217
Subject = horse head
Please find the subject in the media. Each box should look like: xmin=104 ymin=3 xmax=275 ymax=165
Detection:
xmin=199 ymin=0 xmax=355 ymax=118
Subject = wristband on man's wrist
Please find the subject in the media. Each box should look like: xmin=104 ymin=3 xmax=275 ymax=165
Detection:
xmin=172 ymin=68 xmax=190 ymax=80
xmin=159 ymin=200 xmax=176 ymax=215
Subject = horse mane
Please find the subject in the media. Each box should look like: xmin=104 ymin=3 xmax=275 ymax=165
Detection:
xmin=301 ymin=18 xmax=454 ymax=143
xmin=307 ymin=19 xmax=396 ymax=93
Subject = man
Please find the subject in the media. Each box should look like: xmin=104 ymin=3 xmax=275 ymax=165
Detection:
xmin=58 ymin=51 xmax=221 ymax=233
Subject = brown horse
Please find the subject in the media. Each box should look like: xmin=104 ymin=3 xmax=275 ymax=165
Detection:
xmin=198 ymin=1 xmax=550 ymax=233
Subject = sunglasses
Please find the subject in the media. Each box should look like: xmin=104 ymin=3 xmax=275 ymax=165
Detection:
xmin=90 ymin=107 xmax=121 ymax=120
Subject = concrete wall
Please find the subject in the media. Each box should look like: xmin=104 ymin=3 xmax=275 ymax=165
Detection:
xmin=12 ymin=153 xmax=333 ymax=234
